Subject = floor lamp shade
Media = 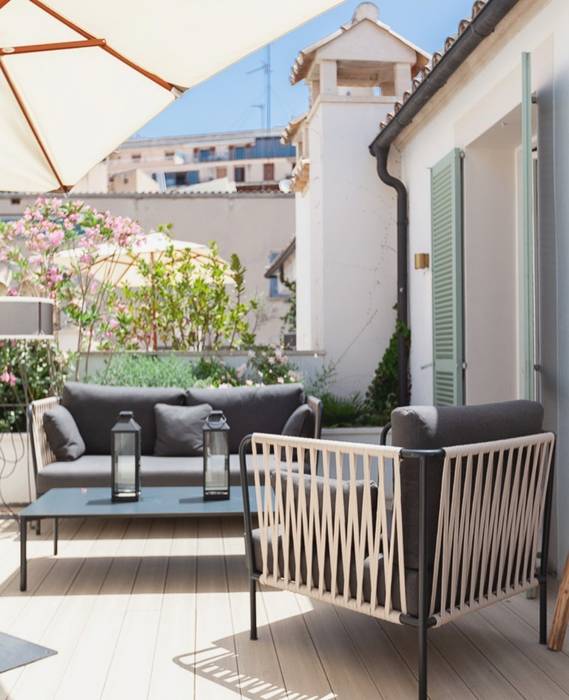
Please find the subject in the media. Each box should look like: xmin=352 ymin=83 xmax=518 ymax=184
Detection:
xmin=0 ymin=297 xmax=54 ymax=340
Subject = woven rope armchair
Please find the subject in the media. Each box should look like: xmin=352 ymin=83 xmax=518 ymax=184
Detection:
xmin=239 ymin=400 xmax=555 ymax=700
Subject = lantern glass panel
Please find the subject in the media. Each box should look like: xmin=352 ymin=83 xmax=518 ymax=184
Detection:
xmin=111 ymin=411 xmax=141 ymax=503
xmin=205 ymin=431 xmax=229 ymax=493
xmin=203 ymin=410 xmax=230 ymax=500
xmin=114 ymin=432 xmax=137 ymax=494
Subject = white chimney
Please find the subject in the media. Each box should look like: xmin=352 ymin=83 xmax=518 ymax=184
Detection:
xmin=352 ymin=2 xmax=379 ymax=23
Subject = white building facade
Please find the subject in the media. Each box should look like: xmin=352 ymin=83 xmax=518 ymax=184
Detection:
xmin=283 ymin=3 xmax=429 ymax=395
xmin=369 ymin=0 xmax=569 ymax=571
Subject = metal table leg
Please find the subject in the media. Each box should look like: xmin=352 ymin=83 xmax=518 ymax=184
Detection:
xmin=20 ymin=517 xmax=27 ymax=592
xmin=53 ymin=517 xmax=58 ymax=556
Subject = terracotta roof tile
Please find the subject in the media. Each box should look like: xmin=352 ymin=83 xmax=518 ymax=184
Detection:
xmin=377 ymin=0 xmax=489 ymax=136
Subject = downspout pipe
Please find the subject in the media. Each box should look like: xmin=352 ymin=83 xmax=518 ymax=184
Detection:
xmin=373 ymin=143 xmax=410 ymax=407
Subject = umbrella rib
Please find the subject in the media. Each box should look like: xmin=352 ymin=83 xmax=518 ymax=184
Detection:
xmin=1 ymin=39 xmax=105 ymax=55
xmin=0 ymin=57 xmax=68 ymax=192
xmin=30 ymin=0 xmax=179 ymax=93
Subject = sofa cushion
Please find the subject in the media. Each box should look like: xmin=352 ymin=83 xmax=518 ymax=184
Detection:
xmin=62 ymin=382 xmax=186 ymax=455
xmin=154 ymin=403 xmax=212 ymax=457
xmin=36 ymin=453 xmax=255 ymax=494
xmin=43 ymin=405 xmax=85 ymax=461
xmin=186 ymin=383 xmax=305 ymax=452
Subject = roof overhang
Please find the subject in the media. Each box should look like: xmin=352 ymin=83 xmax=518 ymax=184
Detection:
xmin=369 ymin=0 xmax=520 ymax=154
xmin=265 ymin=238 xmax=296 ymax=278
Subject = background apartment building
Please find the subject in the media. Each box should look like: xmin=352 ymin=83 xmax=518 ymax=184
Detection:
xmin=107 ymin=128 xmax=296 ymax=193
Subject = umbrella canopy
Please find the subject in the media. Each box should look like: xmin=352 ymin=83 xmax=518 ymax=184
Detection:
xmin=0 ymin=0 xmax=341 ymax=193
xmin=54 ymin=232 xmax=231 ymax=287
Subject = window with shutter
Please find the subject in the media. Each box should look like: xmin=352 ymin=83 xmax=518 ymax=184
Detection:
xmin=431 ymin=148 xmax=464 ymax=405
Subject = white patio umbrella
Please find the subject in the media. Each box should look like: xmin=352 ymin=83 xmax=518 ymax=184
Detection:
xmin=54 ymin=232 xmax=229 ymax=288
xmin=0 ymin=0 xmax=342 ymax=193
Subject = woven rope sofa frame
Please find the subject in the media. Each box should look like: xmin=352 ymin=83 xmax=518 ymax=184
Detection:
xmin=239 ymin=431 xmax=555 ymax=700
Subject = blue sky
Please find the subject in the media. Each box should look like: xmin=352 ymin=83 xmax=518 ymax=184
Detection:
xmin=137 ymin=0 xmax=475 ymax=138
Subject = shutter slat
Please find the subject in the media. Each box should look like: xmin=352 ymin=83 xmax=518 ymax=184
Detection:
xmin=431 ymin=149 xmax=464 ymax=406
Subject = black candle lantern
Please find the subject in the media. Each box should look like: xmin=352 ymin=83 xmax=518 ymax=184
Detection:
xmin=111 ymin=411 xmax=141 ymax=503
xmin=203 ymin=410 xmax=230 ymax=500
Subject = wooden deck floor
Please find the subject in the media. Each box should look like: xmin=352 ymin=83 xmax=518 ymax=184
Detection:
xmin=0 ymin=515 xmax=567 ymax=700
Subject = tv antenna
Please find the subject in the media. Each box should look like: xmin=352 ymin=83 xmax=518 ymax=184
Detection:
xmin=248 ymin=44 xmax=272 ymax=132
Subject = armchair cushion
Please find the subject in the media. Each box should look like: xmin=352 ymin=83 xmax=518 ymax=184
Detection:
xmin=43 ymin=405 xmax=85 ymax=461
xmin=154 ymin=403 xmax=212 ymax=457
xmin=391 ymin=400 xmax=544 ymax=572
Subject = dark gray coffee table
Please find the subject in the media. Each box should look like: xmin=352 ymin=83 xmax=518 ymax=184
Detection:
xmin=19 ymin=486 xmax=256 ymax=591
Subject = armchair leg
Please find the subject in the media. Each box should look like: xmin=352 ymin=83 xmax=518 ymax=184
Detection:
xmin=250 ymin=578 xmax=258 ymax=641
xmin=540 ymin=576 xmax=548 ymax=645
xmin=418 ymin=622 xmax=428 ymax=700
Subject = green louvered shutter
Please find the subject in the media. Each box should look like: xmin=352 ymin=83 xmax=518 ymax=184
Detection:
xmin=431 ymin=148 xmax=464 ymax=406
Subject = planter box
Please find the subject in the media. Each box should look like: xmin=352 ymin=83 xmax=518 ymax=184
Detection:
xmin=321 ymin=426 xmax=382 ymax=445
xmin=0 ymin=432 xmax=34 ymax=505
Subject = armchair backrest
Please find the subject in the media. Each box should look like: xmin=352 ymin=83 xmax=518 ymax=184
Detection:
xmin=242 ymin=433 xmax=409 ymax=620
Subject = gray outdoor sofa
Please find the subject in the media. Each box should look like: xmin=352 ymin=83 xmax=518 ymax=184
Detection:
xmin=29 ymin=381 xmax=322 ymax=496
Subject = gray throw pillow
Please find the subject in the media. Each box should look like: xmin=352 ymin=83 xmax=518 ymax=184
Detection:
xmin=281 ymin=404 xmax=314 ymax=438
xmin=43 ymin=405 xmax=86 ymax=461
xmin=154 ymin=403 xmax=212 ymax=457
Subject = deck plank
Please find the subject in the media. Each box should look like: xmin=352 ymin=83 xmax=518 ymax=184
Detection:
xmin=10 ymin=519 xmax=129 ymax=700
xmin=455 ymin=610 xmax=569 ymax=699
xmin=0 ymin=517 xmax=564 ymax=700
xmin=191 ymin=517 xmax=242 ymax=700
xmin=0 ymin=518 xmax=102 ymax=699
xmin=221 ymin=518 xmax=288 ymax=700
xmin=54 ymin=518 xmax=152 ymax=700
xmin=101 ymin=518 xmax=175 ymax=700
xmin=379 ymin=619 xmax=477 ymax=699
xmin=259 ymin=584 xmax=334 ymax=700
xmin=335 ymin=606 xmax=422 ymax=700
xmin=147 ymin=517 xmax=198 ymax=700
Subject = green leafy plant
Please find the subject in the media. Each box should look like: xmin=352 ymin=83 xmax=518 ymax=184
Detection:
xmin=92 ymin=354 xmax=240 ymax=389
xmin=192 ymin=357 xmax=239 ymax=387
xmin=365 ymin=321 xmax=411 ymax=424
xmin=281 ymin=278 xmax=296 ymax=337
xmin=0 ymin=341 xmax=70 ymax=432
xmin=100 ymin=238 xmax=257 ymax=353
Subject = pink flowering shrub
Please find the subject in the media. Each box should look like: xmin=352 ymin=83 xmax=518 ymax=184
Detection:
xmin=0 ymin=197 xmax=144 ymax=376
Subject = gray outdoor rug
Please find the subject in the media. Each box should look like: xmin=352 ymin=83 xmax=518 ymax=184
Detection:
xmin=0 ymin=632 xmax=56 ymax=673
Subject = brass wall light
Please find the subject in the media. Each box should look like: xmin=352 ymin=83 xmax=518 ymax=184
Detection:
xmin=414 ymin=253 xmax=430 ymax=270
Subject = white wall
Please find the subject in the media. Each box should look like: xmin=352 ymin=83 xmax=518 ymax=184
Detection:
xmin=397 ymin=0 xmax=554 ymax=404
xmin=463 ymin=141 xmax=518 ymax=403
xmin=315 ymin=99 xmax=397 ymax=395
xmin=395 ymin=0 xmax=569 ymax=571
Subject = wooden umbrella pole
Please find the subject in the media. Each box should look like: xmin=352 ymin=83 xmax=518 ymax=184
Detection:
xmin=548 ymin=553 xmax=569 ymax=651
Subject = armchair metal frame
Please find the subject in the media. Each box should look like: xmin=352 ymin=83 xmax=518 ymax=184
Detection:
xmin=240 ymin=431 xmax=555 ymax=700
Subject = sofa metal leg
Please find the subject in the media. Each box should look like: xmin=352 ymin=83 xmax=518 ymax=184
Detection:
xmin=250 ymin=578 xmax=258 ymax=641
